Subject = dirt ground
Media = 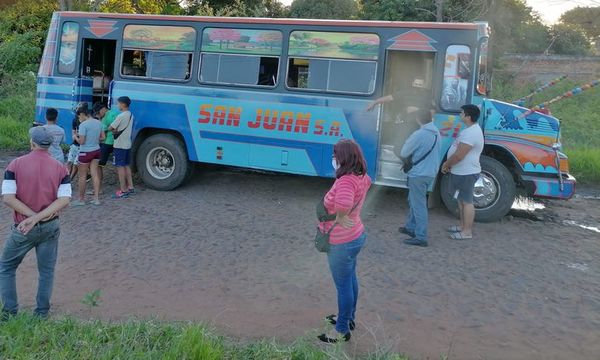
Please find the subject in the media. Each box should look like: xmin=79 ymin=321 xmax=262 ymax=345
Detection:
xmin=1 ymin=151 xmax=599 ymax=360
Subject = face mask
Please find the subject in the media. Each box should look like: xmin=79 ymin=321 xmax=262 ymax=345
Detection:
xmin=332 ymin=158 xmax=340 ymax=171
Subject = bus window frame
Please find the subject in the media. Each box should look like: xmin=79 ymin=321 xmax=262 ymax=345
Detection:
xmin=57 ymin=21 xmax=80 ymax=75
xmin=475 ymin=37 xmax=489 ymax=96
xmin=119 ymin=47 xmax=194 ymax=83
xmin=197 ymin=52 xmax=281 ymax=89
xmin=285 ymin=29 xmax=381 ymax=97
xmin=285 ymin=56 xmax=379 ymax=96
xmin=440 ymin=43 xmax=473 ymax=113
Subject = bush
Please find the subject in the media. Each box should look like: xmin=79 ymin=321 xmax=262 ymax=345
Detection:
xmin=0 ymin=32 xmax=42 ymax=75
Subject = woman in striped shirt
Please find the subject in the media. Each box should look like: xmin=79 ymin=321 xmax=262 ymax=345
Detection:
xmin=318 ymin=139 xmax=372 ymax=343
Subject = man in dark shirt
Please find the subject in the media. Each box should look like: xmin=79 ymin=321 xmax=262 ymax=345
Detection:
xmin=0 ymin=127 xmax=71 ymax=319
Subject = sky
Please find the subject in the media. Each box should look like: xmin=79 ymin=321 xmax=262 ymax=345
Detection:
xmin=526 ymin=0 xmax=600 ymax=24
xmin=279 ymin=0 xmax=599 ymax=24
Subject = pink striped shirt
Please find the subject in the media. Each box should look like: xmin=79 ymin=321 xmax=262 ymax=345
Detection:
xmin=319 ymin=174 xmax=371 ymax=245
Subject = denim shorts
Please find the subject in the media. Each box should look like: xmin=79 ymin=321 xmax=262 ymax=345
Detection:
xmin=451 ymin=173 xmax=479 ymax=204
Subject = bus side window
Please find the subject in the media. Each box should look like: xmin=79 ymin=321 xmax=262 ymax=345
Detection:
xmin=286 ymin=30 xmax=379 ymax=95
xmin=122 ymin=49 xmax=148 ymax=77
xmin=287 ymin=57 xmax=376 ymax=94
xmin=199 ymin=28 xmax=283 ymax=88
xmin=441 ymin=45 xmax=471 ymax=111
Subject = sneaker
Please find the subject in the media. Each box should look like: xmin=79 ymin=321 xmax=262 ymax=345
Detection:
xmin=86 ymin=190 xmax=103 ymax=196
xmin=127 ymin=188 xmax=135 ymax=195
xmin=90 ymin=199 xmax=101 ymax=206
xmin=112 ymin=190 xmax=129 ymax=199
xmin=71 ymin=200 xmax=86 ymax=207
xmin=403 ymin=238 xmax=428 ymax=247
xmin=398 ymin=226 xmax=415 ymax=238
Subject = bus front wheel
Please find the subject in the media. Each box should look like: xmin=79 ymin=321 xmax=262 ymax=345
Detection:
xmin=136 ymin=134 xmax=192 ymax=191
xmin=440 ymin=155 xmax=516 ymax=223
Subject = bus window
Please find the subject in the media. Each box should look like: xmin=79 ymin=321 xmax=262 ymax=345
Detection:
xmin=121 ymin=50 xmax=148 ymax=77
xmin=121 ymin=25 xmax=195 ymax=81
xmin=287 ymin=58 xmax=376 ymax=94
xmin=476 ymin=39 xmax=489 ymax=95
xmin=58 ymin=22 xmax=79 ymax=74
xmin=199 ymin=28 xmax=283 ymax=87
xmin=286 ymin=31 xmax=379 ymax=95
xmin=441 ymin=45 xmax=471 ymax=111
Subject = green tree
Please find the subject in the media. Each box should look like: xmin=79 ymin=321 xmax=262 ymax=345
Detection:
xmin=560 ymin=6 xmax=600 ymax=53
xmin=360 ymin=0 xmax=434 ymax=21
xmin=549 ymin=24 xmax=592 ymax=56
xmin=290 ymin=0 xmax=358 ymax=19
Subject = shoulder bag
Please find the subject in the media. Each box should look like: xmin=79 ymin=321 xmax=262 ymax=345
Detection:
xmin=402 ymin=133 xmax=438 ymax=173
xmin=314 ymin=198 xmax=360 ymax=253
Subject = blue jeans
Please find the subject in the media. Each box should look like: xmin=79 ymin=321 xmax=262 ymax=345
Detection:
xmin=0 ymin=219 xmax=60 ymax=316
xmin=405 ymin=176 xmax=435 ymax=242
xmin=327 ymin=232 xmax=366 ymax=334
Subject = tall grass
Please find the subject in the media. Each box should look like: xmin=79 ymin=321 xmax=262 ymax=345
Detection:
xmin=0 ymin=72 xmax=36 ymax=150
xmin=0 ymin=314 xmax=409 ymax=360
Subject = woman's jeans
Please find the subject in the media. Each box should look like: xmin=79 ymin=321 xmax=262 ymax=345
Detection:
xmin=0 ymin=219 xmax=60 ymax=317
xmin=327 ymin=232 xmax=366 ymax=334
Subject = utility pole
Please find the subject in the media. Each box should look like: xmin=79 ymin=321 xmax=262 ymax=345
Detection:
xmin=435 ymin=0 xmax=443 ymax=22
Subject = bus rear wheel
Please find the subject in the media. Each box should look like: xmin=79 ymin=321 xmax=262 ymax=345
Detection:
xmin=440 ymin=155 xmax=516 ymax=223
xmin=136 ymin=134 xmax=192 ymax=191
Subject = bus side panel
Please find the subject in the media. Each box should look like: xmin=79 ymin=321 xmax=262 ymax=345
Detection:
xmin=111 ymin=81 xmax=199 ymax=161
xmin=110 ymin=81 xmax=379 ymax=178
xmin=36 ymin=76 xmax=93 ymax=142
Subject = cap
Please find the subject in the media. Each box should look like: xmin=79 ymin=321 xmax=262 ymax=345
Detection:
xmin=29 ymin=126 xmax=53 ymax=148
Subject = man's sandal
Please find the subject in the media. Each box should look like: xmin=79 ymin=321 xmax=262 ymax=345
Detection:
xmin=450 ymin=232 xmax=472 ymax=240
xmin=447 ymin=225 xmax=462 ymax=233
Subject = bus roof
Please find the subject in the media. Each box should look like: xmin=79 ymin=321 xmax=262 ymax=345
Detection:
xmin=58 ymin=11 xmax=480 ymax=30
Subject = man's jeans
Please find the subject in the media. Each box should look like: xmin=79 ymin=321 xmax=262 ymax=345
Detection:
xmin=405 ymin=176 xmax=435 ymax=242
xmin=327 ymin=232 xmax=366 ymax=334
xmin=0 ymin=219 xmax=60 ymax=316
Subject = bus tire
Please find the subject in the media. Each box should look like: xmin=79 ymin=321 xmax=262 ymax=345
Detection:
xmin=440 ymin=155 xmax=516 ymax=223
xmin=136 ymin=134 xmax=191 ymax=191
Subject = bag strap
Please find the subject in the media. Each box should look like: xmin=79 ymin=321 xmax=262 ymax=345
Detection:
xmin=118 ymin=113 xmax=132 ymax=132
xmin=412 ymin=133 xmax=438 ymax=168
xmin=326 ymin=199 xmax=361 ymax=234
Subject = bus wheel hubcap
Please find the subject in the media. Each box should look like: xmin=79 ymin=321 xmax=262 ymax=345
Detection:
xmin=473 ymin=172 xmax=499 ymax=210
xmin=146 ymin=147 xmax=175 ymax=180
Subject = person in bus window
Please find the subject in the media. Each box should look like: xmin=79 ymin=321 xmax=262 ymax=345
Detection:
xmin=318 ymin=139 xmax=371 ymax=344
xmin=72 ymin=106 xmax=104 ymax=206
xmin=441 ymin=104 xmax=484 ymax=240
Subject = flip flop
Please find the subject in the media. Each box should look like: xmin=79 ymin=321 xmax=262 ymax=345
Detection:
xmin=450 ymin=232 xmax=472 ymax=240
xmin=447 ymin=225 xmax=462 ymax=233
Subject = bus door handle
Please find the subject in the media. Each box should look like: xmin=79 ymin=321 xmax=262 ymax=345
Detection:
xmin=281 ymin=151 xmax=289 ymax=166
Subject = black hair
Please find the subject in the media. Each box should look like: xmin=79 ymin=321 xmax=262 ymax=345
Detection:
xmin=460 ymin=104 xmax=480 ymax=122
xmin=75 ymin=104 xmax=90 ymax=116
xmin=92 ymin=102 xmax=108 ymax=115
xmin=117 ymin=96 xmax=131 ymax=107
xmin=45 ymin=108 xmax=58 ymax=122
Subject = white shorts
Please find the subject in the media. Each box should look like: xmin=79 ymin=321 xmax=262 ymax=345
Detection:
xmin=67 ymin=144 xmax=80 ymax=165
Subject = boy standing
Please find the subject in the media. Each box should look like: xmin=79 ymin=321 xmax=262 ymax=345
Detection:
xmin=66 ymin=114 xmax=81 ymax=178
xmin=43 ymin=108 xmax=66 ymax=164
xmin=109 ymin=96 xmax=134 ymax=198
xmin=93 ymin=102 xmax=119 ymax=188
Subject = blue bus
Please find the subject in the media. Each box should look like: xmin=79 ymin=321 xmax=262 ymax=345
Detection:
xmin=36 ymin=12 xmax=575 ymax=221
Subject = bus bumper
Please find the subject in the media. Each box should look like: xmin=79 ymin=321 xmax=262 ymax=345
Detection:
xmin=521 ymin=173 xmax=576 ymax=199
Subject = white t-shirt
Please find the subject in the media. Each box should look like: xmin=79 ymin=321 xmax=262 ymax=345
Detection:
xmin=447 ymin=123 xmax=484 ymax=175
xmin=110 ymin=111 xmax=133 ymax=150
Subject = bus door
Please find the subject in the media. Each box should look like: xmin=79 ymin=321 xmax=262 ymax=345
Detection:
xmin=78 ymin=38 xmax=117 ymax=105
xmin=376 ymin=48 xmax=435 ymax=186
